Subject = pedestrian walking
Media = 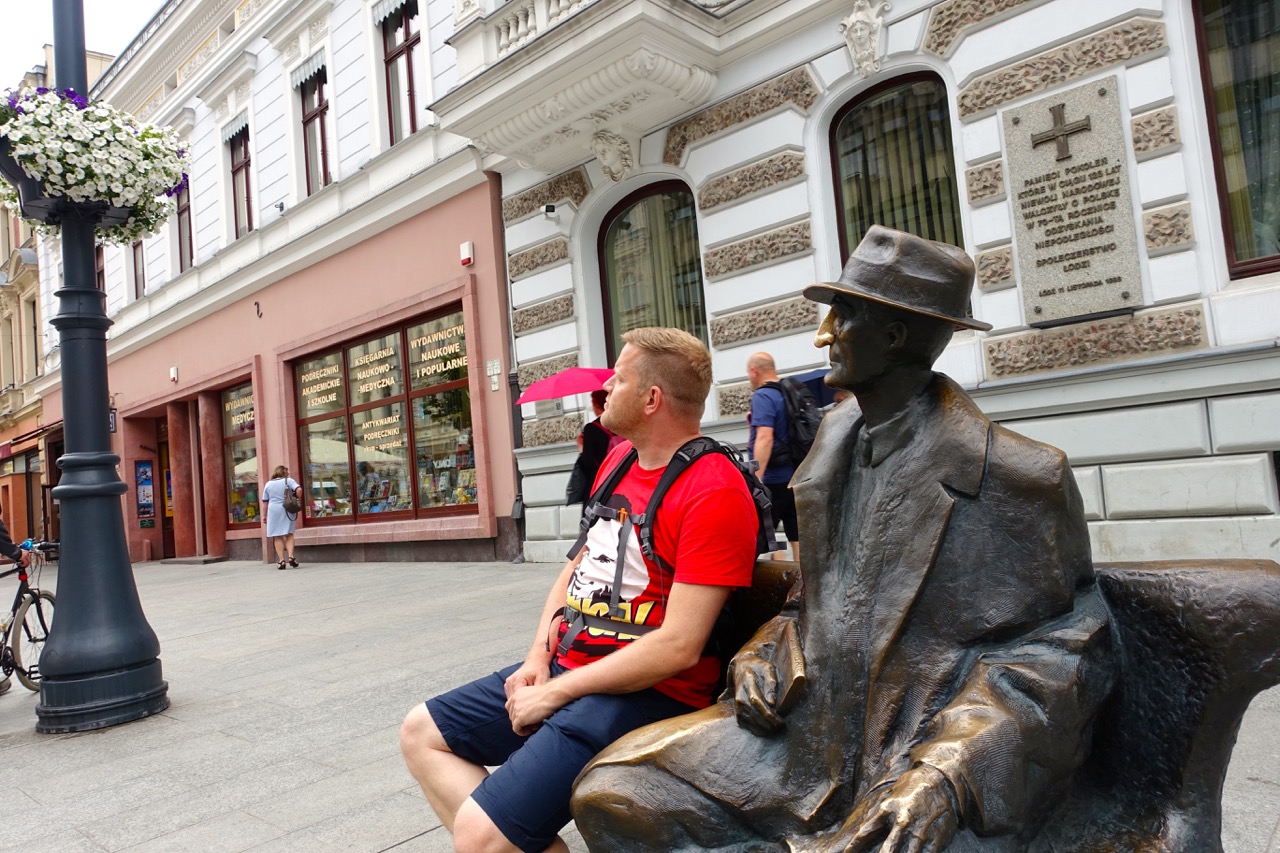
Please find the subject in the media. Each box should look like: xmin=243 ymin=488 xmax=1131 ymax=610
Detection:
xmin=260 ymin=466 xmax=302 ymax=570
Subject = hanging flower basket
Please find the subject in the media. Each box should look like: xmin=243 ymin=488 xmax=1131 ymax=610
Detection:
xmin=0 ymin=87 xmax=189 ymax=244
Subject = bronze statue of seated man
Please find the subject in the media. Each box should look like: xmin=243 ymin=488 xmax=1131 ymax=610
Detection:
xmin=571 ymin=226 xmax=1280 ymax=853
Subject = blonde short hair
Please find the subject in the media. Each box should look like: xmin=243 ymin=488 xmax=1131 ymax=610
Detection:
xmin=621 ymin=327 xmax=712 ymax=421
xmin=272 ymin=465 xmax=289 ymax=480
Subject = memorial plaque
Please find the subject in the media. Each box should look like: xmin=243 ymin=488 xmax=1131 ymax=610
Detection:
xmin=1004 ymin=76 xmax=1143 ymax=326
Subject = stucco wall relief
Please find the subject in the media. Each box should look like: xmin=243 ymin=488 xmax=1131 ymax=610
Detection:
xmin=923 ymin=0 xmax=1036 ymax=56
xmin=957 ymin=18 xmax=1167 ymax=119
xmin=508 ymin=238 xmax=571 ymax=280
xmin=698 ymin=151 xmax=807 ymax=211
xmin=664 ymin=67 xmax=822 ymax=166
xmin=1131 ymin=106 xmax=1181 ymax=159
xmin=702 ymin=221 xmax=813 ymax=279
xmin=503 ymin=169 xmax=591 ymax=224
xmin=984 ymin=304 xmax=1206 ymax=378
xmin=710 ymin=297 xmax=822 ymax=349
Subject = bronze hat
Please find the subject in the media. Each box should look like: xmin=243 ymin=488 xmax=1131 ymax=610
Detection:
xmin=804 ymin=225 xmax=991 ymax=331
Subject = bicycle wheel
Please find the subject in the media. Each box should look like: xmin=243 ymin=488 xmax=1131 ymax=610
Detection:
xmin=12 ymin=590 xmax=55 ymax=691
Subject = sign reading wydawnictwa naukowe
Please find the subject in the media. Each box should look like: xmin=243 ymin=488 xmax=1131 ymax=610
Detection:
xmin=1004 ymin=75 xmax=1144 ymax=326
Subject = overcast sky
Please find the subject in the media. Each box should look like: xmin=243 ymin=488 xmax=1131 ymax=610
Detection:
xmin=3 ymin=1 xmax=166 ymax=93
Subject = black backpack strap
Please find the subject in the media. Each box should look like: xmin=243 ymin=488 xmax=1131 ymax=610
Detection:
xmin=566 ymin=448 xmax=638 ymax=561
xmin=636 ymin=436 xmax=722 ymax=572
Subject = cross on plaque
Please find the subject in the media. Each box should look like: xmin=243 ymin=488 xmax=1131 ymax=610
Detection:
xmin=1031 ymin=103 xmax=1092 ymax=161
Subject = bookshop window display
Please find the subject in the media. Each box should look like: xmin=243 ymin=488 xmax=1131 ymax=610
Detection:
xmin=223 ymin=383 xmax=259 ymax=527
xmin=294 ymin=308 xmax=476 ymax=524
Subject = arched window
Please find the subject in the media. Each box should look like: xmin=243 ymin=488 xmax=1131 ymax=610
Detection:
xmin=599 ymin=182 xmax=708 ymax=359
xmin=831 ymin=74 xmax=963 ymax=258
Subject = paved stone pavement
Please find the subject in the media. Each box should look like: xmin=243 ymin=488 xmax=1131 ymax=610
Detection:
xmin=0 ymin=560 xmax=1273 ymax=852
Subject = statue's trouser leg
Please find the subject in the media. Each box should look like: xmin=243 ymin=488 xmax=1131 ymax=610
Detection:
xmin=574 ymin=762 xmax=784 ymax=852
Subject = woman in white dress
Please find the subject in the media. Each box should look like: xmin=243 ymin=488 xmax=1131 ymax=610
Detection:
xmin=260 ymin=465 xmax=302 ymax=570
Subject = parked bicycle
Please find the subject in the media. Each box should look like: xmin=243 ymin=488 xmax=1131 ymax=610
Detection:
xmin=0 ymin=555 xmax=55 ymax=691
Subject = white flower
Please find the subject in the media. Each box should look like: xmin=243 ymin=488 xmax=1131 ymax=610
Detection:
xmin=1 ymin=87 xmax=190 ymax=244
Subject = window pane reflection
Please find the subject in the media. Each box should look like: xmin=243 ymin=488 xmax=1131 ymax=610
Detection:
xmin=413 ymin=388 xmax=475 ymax=509
xmin=225 ymin=438 xmax=258 ymax=525
xmin=302 ymin=417 xmax=353 ymax=518
xmin=352 ymin=403 xmax=411 ymax=514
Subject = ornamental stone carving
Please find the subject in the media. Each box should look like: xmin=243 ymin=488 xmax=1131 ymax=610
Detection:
xmin=703 ymin=220 xmax=813 ymax=279
xmin=1131 ymin=106 xmax=1180 ymax=158
xmin=503 ymin=169 xmax=591 ymax=223
xmin=518 ymin=352 xmax=579 ymax=392
xmin=664 ymin=67 xmax=822 ymax=166
xmin=717 ymin=382 xmax=754 ymax=418
xmin=984 ymin=304 xmax=1206 ymax=378
xmin=309 ymin=15 xmax=329 ymax=39
xmin=698 ymin=151 xmax=807 ymax=210
xmin=513 ymin=294 xmax=576 ymax=335
xmin=470 ymin=47 xmax=715 ymax=173
xmin=523 ymin=415 xmax=583 ymax=447
xmin=710 ymin=297 xmax=822 ymax=348
xmin=965 ymin=161 xmax=1005 ymax=205
xmin=1143 ymin=203 xmax=1195 ymax=255
xmin=509 ymin=238 xmax=571 ymax=280
xmin=591 ymin=131 xmax=634 ymax=182
xmin=957 ymin=18 xmax=1166 ymax=119
xmin=839 ymin=1 xmax=891 ymax=78
xmin=976 ymin=245 xmax=1014 ymax=290
xmin=923 ymin=0 xmax=1035 ymax=56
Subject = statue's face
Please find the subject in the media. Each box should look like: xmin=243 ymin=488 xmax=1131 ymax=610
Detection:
xmin=815 ymin=296 xmax=892 ymax=392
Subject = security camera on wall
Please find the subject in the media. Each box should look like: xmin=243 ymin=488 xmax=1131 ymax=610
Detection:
xmin=543 ymin=204 xmax=556 ymax=215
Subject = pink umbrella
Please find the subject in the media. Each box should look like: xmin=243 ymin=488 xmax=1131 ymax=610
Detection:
xmin=516 ymin=367 xmax=614 ymax=404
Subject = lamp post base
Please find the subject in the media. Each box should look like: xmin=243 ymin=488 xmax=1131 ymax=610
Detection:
xmin=36 ymin=659 xmax=169 ymax=733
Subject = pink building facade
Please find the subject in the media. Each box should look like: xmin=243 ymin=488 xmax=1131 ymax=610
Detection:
xmin=41 ymin=179 xmax=519 ymax=563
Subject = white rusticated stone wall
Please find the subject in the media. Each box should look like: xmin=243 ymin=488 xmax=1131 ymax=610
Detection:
xmin=507 ymin=0 xmax=1280 ymax=564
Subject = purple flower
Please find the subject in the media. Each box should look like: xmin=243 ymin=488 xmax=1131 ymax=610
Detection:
xmin=164 ymin=173 xmax=189 ymax=197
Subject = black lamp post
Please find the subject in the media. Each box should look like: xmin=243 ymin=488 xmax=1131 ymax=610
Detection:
xmin=20 ymin=0 xmax=169 ymax=733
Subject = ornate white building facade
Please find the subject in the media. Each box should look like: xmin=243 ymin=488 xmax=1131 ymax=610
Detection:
xmin=428 ymin=0 xmax=1280 ymax=563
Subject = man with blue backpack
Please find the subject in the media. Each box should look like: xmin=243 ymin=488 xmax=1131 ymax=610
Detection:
xmin=746 ymin=351 xmax=823 ymax=565
xmin=399 ymin=327 xmax=764 ymax=853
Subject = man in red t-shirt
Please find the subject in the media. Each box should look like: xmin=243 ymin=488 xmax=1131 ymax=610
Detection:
xmin=400 ymin=327 xmax=758 ymax=853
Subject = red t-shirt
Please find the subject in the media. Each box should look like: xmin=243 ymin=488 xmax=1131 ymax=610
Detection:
xmin=557 ymin=440 xmax=758 ymax=708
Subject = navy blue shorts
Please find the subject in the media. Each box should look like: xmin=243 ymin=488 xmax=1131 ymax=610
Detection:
xmin=426 ymin=661 xmax=696 ymax=853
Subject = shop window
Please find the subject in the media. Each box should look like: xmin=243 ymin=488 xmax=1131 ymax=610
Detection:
xmin=599 ymin=182 xmax=708 ymax=360
xmin=229 ymin=127 xmax=253 ymax=238
xmin=1197 ymin=0 xmax=1280 ymax=276
xmin=831 ymin=74 xmax=963 ymax=258
xmin=176 ymin=185 xmax=193 ymax=272
xmin=294 ymin=306 xmax=474 ymax=524
xmin=222 ymin=383 xmax=259 ymax=527
xmin=381 ymin=0 xmax=421 ymax=147
xmin=300 ymin=69 xmax=332 ymax=196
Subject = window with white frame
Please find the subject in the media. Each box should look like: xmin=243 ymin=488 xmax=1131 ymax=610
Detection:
xmin=131 ymin=240 xmax=146 ymax=300
xmin=229 ymin=127 xmax=254 ymax=238
xmin=174 ymin=184 xmax=194 ymax=273
xmin=380 ymin=0 xmax=422 ymax=146
xmin=23 ymin=296 xmax=38 ymax=381
xmin=300 ymin=67 xmax=331 ymax=195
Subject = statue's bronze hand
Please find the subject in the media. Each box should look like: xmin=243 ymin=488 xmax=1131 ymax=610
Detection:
xmin=843 ymin=765 xmax=959 ymax=853
xmin=727 ymin=652 xmax=784 ymax=735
